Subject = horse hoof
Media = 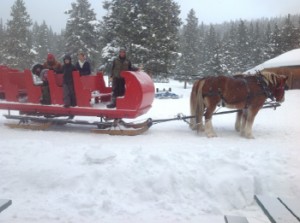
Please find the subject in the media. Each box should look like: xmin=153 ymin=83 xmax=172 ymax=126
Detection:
xmin=206 ymin=133 xmax=217 ymax=138
xmin=242 ymin=132 xmax=254 ymax=139
xmin=245 ymin=134 xmax=255 ymax=139
xmin=198 ymin=127 xmax=205 ymax=132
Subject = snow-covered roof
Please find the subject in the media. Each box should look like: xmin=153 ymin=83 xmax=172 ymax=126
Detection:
xmin=245 ymin=48 xmax=300 ymax=74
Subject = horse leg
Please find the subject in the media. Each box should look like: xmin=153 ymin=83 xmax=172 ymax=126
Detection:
xmin=236 ymin=109 xmax=248 ymax=133
xmin=240 ymin=109 xmax=248 ymax=136
xmin=204 ymin=98 xmax=217 ymax=137
xmin=235 ymin=110 xmax=243 ymax=132
xmin=243 ymin=108 xmax=259 ymax=139
xmin=205 ymin=119 xmax=217 ymax=137
xmin=196 ymin=106 xmax=204 ymax=132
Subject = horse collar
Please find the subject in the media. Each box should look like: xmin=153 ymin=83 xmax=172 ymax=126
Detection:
xmin=256 ymin=74 xmax=274 ymax=101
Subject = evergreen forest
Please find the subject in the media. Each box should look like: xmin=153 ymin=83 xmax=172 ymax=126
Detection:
xmin=1 ymin=0 xmax=300 ymax=82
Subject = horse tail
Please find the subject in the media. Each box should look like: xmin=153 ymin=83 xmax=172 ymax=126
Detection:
xmin=190 ymin=79 xmax=206 ymax=131
xmin=190 ymin=81 xmax=198 ymax=129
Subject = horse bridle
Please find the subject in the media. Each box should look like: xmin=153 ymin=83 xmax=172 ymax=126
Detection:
xmin=275 ymin=78 xmax=286 ymax=92
xmin=256 ymin=73 xmax=275 ymax=101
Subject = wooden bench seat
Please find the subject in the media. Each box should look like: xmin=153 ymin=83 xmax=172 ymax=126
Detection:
xmin=0 ymin=66 xmax=20 ymax=99
xmin=47 ymin=71 xmax=64 ymax=105
xmin=255 ymin=195 xmax=300 ymax=223
xmin=0 ymin=199 xmax=12 ymax=213
xmin=1 ymin=69 xmax=41 ymax=103
xmin=224 ymin=215 xmax=249 ymax=223
xmin=73 ymin=71 xmax=111 ymax=107
xmin=278 ymin=197 xmax=300 ymax=221
xmin=47 ymin=71 xmax=112 ymax=106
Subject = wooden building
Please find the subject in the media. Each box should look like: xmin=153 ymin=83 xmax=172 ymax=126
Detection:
xmin=246 ymin=48 xmax=300 ymax=89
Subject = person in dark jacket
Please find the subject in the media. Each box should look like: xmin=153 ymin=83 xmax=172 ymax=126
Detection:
xmin=62 ymin=54 xmax=77 ymax=108
xmin=75 ymin=52 xmax=91 ymax=76
xmin=106 ymin=47 xmax=138 ymax=108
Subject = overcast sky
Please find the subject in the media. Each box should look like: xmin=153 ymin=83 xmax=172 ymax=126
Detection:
xmin=1 ymin=0 xmax=300 ymax=32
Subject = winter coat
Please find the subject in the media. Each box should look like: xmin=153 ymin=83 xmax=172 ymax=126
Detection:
xmin=111 ymin=56 xmax=137 ymax=78
xmin=43 ymin=60 xmax=62 ymax=73
xmin=75 ymin=60 xmax=91 ymax=76
xmin=62 ymin=63 xmax=76 ymax=85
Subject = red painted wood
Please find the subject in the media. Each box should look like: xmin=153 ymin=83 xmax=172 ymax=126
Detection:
xmin=0 ymin=68 xmax=154 ymax=120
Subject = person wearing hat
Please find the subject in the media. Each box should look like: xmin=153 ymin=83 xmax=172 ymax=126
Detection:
xmin=38 ymin=53 xmax=62 ymax=105
xmin=106 ymin=47 xmax=138 ymax=108
xmin=75 ymin=52 xmax=91 ymax=76
xmin=43 ymin=53 xmax=62 ymax=73
xmin=61 ymin=54 xmax=77 ymax=108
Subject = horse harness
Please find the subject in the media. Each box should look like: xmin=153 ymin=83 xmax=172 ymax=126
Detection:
xmin=255 ymin=74 xmax=275 ymax=101
xmin=203 ymin=75 xmax=275 ymax=109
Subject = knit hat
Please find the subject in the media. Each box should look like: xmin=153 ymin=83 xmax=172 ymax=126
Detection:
xmin=47 ymin=53 xmax=55 ymax=60
xmin=63 ymin=54 xmax=72 ymax=62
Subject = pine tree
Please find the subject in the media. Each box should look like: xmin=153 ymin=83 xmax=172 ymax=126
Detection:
xmin=0 ymin=19 xmax=5 ymax=64
xmin=179 ymin=9 xmax=200 ymax=88
xmin=197 ymin=22 xmax=206 ymax=72
xmin=269 ymin=23 xmax=282 ymax=58
xmin=32 ymin=21 xmax=50 ymax=63
xmin=236 ymin=20 xmax=251 ymax=71
xmin=100 ymin=0 xmax=142 ymax=68
xmin=202 ymin=25 xmax=223 ymax=75
xmin=280 ymin=14 xmax=299 ymax=53
xmin=3 ymin=0 xmax=33 ymax=69
xmin=48 ymin=28 xmax=64 ymax=58
xmin=146 ymin=0 xmax=181 ymax=76
xmin=65 ymin=0 xmax=100 ymax=69
xmin=221 ymin=23 xmax=239 ymax=74
xmin=249 ymin=22 xmax=264 ymax=65
xmin=261 ymin=21 xmax=273 ymax=61
xmin=101 ymin=0 xmax=181 ymax=76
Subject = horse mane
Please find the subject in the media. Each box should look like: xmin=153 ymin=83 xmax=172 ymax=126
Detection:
xmin=257 ymin=71 xmax=277 ymax=86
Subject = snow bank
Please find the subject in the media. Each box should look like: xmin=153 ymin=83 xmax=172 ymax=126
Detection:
xmin=0 ymin=80 xmax=299 ymax=223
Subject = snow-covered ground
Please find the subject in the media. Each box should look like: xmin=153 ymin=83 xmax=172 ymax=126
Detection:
xmin=0 ymin=80 xmax=299 ymax=223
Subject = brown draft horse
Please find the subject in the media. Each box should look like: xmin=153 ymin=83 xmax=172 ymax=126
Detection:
xmin=190 ymin=72 xmax=288 ymax=138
